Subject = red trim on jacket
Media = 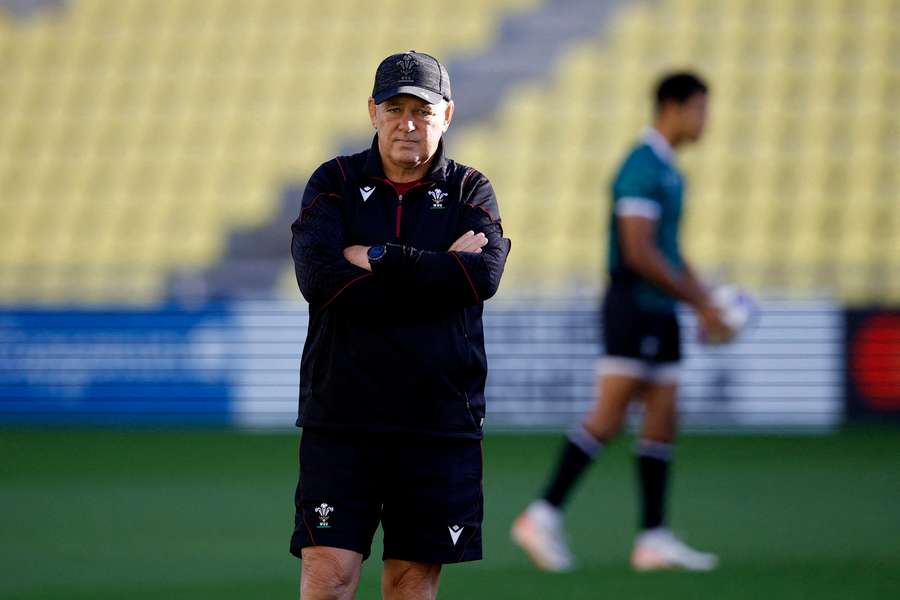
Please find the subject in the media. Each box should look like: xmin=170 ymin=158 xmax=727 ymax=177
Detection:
xmin=450 ymin=251 xmax=480 ymax=303
xmin=461 ymin=167 xmax=476 ymax=190
xmin=321 ymin=272 xmax=373 ymax=310
xmin=299 ymin=192 xmax=341 ymax=223
xmin=466 ymin=201 xmax=498 ymax=223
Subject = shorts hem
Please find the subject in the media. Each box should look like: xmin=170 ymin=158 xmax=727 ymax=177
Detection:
xmin=296 ymin=422 xmax=484 ymax=440
xmin=597 ymin=356 xmax=681 ymax=384
xmin=382 ymin=549 xmax=483 ymax=564
xmin=290 ymin=538 xmax=372 ymax=561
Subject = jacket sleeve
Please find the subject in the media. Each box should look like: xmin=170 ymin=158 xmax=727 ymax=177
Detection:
xmin=291 ymin=161 xmax=399 ymax=311
xmin=371 ymin=172 xmax=511 ymax=307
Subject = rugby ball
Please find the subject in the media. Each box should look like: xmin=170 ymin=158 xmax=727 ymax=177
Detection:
xmin=707 ymin=284 xmax=758 ymax=341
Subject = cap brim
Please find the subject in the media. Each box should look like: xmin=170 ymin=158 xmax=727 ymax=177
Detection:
xmin=373 ymin=86 xmax=444 ymax=105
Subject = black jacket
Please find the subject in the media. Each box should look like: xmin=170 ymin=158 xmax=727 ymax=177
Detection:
xmin=291 ymin=136 xmax=511 ymax=438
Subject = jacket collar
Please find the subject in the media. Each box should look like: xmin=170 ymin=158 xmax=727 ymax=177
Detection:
xmin=362 ymin=134 xmax=450 ymax=182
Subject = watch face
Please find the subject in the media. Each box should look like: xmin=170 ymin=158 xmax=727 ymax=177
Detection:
xmin=367 ymin=245 xmax=386 ymax=261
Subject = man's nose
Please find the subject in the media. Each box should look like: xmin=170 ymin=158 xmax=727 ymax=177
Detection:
xmin=399 ymin=116 xmax=416 ymax=132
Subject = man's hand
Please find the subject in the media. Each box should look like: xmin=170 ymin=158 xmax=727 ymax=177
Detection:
xmin=343 ymin=245 xmax=371 ymax=271
xmin=696 ymin=302 xmax=735 ymax=345
xmin=449 ymin=231 xmax=488 ymax=254
xmin=344 ymin=232 xmax=486 ymax=272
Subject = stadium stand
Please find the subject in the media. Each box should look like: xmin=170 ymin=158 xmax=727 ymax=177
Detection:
xmin=2 ymin=0 xmax=897 ymax=305
xmin=452 ymin=0 xmax=900 ymax=301
xmin=0 ymin=0 xmax=537 ymax=304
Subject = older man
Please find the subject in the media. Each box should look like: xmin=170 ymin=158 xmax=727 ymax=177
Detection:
xmin=289 ymin=51 xmax=511 ymax=600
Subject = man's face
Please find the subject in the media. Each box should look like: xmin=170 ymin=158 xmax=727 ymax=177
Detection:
xmin=676 ymin=92 xmax=708 ymax=142
xmin=368 ymin=94 xmax=453 ymax=172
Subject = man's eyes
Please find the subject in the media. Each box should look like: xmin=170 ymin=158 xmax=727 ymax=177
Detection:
xmin=385 ymin=107 xmax=433 ymax=116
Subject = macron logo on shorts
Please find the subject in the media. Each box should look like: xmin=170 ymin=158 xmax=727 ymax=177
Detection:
xmin=448 ymin=524 xmax=464 ymax=545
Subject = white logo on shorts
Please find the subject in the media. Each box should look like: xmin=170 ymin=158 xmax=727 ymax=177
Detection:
xmin=315 ymin=503 xmax=334 ymax=528
xmin=448 ymin=524 xmax=464 ymax=545
xmin=640 ymin=336 xmax=660 ymax=357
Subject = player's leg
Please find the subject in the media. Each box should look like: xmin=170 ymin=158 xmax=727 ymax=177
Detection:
xmin=545 ymin=368 xmax=642 ymax=508
xmin=511 ymin=366 xmax=643 ymax=572
xmin=630 ymin=375 xmax=718 ymax=571
xmin=512 ymin=285 xmax=650 ymax=571
xmin=381 ymin=560 xmax=441 ymax=600
xmin=542 ymin=286 xmax=649 ymax=503
xmin=300 ymin=546 xmax=363 ymax=600
xmin=636 ymin=379 xmax=678 ymax=534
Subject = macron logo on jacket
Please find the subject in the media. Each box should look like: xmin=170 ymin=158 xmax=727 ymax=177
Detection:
xmin=359 ymin=186 xmax=375 ymax=202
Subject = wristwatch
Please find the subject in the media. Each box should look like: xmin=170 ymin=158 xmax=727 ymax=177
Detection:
xmin=367 ymin=244 xmax=387 ymax=264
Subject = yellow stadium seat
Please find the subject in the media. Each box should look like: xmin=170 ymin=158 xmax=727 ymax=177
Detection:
xmin=0 ymin=0 xmax=531 ymax=304
xmin=442 ymin=0 xmax=900 ymax=301
xmin=5 ymin=0 xmax=898 ymax=304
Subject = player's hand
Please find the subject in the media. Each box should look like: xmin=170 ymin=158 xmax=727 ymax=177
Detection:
xmin=697 ymin=302 xmax=735 ymax=345
xmin=449 ymin=231 xmax=487 ymax=254
xmin=343 ymin=245 xmax=371 ymax=271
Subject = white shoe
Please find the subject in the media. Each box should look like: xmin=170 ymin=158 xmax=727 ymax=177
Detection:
xmin=630 ymin=528 xmax=719 ymax=571
xmin=511 ymin=500 xmax=574 ymax=572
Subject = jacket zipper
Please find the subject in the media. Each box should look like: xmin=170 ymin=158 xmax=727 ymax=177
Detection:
xmin=395 ymin=195 xmax=403 ymax=240
xmin=371 ymin=178 xmax=430 ymax=241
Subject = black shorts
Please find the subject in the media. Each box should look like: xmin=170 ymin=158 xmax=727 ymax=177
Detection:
xmin=602 ymin=285 xmax=682 ymax=369
xmin=289 ymin=428 xmax=483 ymax=564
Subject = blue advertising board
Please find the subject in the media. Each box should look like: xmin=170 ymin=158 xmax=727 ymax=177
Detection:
xmin=0 ymin=299 xmax=846 ymax=431
xmin=0 ymin=307 xmax=234 ymax=424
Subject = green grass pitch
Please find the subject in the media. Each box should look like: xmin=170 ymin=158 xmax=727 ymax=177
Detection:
xmin=2 ymin=428 xmax=898 ymax=599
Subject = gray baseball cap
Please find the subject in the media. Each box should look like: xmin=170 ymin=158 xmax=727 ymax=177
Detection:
xmin=372 ymin=51 xmax=452 ymax=105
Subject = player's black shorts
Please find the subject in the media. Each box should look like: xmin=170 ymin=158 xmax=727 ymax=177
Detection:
xmin=289 ymin=428 xmax=483 ymax=564
xmin=601 ymin=284 xmax=682 ymax=365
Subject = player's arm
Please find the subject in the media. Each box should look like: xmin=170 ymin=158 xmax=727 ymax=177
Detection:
xmin=344 ymin=175 xmax=511 ymax=307
xmin=618 ymin=215 xmax=732 ymax=340
xmin=618 ymin=214 xmax=706 ymax=305
xmin=291 ymin=162 xmax=400 ymax=311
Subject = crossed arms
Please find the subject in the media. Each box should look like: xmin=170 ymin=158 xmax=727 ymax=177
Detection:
xmin=291 ymin=168 xmax=511 ymax=312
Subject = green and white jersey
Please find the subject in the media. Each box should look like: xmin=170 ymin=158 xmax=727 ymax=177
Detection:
xmin=607 ymin=128 xmax=685 ymax=313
